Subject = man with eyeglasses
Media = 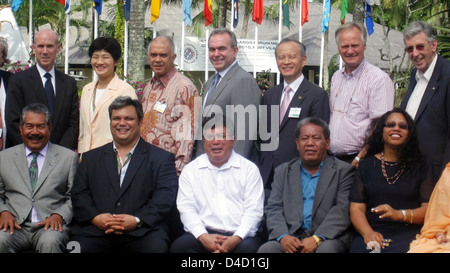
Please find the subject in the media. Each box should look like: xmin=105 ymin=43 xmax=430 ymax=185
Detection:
xmin=140 ymin=35 xmax=199 ymax=176
xmin=329 ymin=22 xmax=395 ymax=166
xmin=399 ymin=21 xmax=450 ymax=186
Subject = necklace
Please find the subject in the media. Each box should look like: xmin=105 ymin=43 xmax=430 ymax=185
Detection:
xmin=380 ymin=152 xmax=404 ymax=185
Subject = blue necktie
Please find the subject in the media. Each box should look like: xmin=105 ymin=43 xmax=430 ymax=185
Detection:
xmin=44 ymin=73 xmax=55 ymax=116
xmin=207 ymin=73 xmax=221 ymax=102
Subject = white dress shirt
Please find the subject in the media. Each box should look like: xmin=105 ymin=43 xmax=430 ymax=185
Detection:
xmin=177 ymin=150 xmax=264 ymax=239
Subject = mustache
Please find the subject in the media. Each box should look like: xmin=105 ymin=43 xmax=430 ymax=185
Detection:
xmin=27 ymin=135 xmax=44 ymax=141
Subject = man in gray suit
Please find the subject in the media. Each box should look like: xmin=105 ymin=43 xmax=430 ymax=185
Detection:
xmin=195 ymin=28 xmax=261 ymax=164
xmin=258 ymin=117 xmax=354 ymax=253
xmin=0 ymin=103 xmax=78 ymax=253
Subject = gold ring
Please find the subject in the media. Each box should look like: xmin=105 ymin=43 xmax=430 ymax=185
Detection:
xmin=384 ymin=205 xmax=388 ymax=212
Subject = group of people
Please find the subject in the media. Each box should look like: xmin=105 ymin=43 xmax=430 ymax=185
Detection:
xmin=0 ymin=18 xmax=448 ymax=253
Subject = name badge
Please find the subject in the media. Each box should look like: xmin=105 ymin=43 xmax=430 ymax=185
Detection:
xmin=153 ymin=101 xmax=167 ymax=113
xmin=288 ymin=107 xmax=301 ymax=118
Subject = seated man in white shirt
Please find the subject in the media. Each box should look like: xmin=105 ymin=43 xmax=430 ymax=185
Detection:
xmin=170 ymin=115 xmax=264 ymax=253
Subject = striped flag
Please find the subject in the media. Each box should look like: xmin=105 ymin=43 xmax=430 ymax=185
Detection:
xmin=65 ymin=0 xmax=71 ymax=14
xmin=282 ymin=0 xmax=289 ymax=29
xmin=232 ymin=0 xmax=239 ymax=28
xmin=204 ymin=0 xmax=213 ymax=26
xmin=11 ymin=0 xmax=24 ymax=12
xmin=93 ymin=0 xmax=102 ymax=15
xmin=340 ymin=0 xmax=348 ymax=25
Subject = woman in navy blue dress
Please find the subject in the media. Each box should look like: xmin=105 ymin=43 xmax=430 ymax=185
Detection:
xmin=349 ymin=108 xmax=434 ymax=253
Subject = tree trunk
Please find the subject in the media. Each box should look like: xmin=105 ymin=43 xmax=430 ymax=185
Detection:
xmin=219 ymin=0 xmax=228 ymax=28
xmin=353 ymin=0 xmax=365 ymax=25
xmin=240 ymin=0 xmax=251 ymax=39
xmin=128 ymin=0 xmax=146 ymax=82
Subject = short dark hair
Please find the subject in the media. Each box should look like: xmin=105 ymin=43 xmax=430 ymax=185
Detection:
xmin=295 ymin=117 xmax=330 ymax=140
xmin=20 ymin=103 xmax=52 ymax=127
xmin=275 ymin=38 xmax=306 ymax=57
xmin=108 ymin=96 xmax=143 ymax=121
xmin=209 ymin=28 xmax=238 ymax=49
xmin=201 ymin=114 xmax=235 ymax=139
xmin=89 ymin=36 xmax=122 ymax=62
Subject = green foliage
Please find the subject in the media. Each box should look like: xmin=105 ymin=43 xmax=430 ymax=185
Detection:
xmin=256 ymin=69 xmax=274 ymax=95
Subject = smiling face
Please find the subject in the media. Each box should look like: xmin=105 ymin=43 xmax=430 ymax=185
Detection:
xmin=203 ymin=126 xmax=235 ymax=168
xmin=383 ymin=112 xmax=409 ymax=149
xmin=276 ymin=41 xmax=307 ymax=84
xmin=405 ymin=31 xmax=437 ymax=74
xmin=148 ymin=36 xmax=176 ymax=78
xmin=296 ymin=123 xmax=330 ymax=170
xmin=20 ymin=112 xmax=52 ymax=152
xmin=91 ymin=49 xmax=118 ymax=80
xmin=208 ymin=33 xmax=238 ymax=72
xmin=337 ymin=27 xmax=366 ymax=73
xmin=110 ymin=105 xmax=142 ymax=146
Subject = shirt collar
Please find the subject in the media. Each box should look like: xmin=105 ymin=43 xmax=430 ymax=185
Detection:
xmin=299 ymin=160 xmax=324 ymax=177
xmin=25 ymin=143 xmax=49 ymax=157
xmin=113 ymin=138 xmax=140 ymax=156
xmin=36 ymin=64 xmax=55 ymax=78
xmin=416 ymin=54 xmax=438 ymax=82
xmin=341 ymin=59 xmax=366 ymax=79
xmin=284 ymin=74 xmax=304 ymax=92
xmin=151 ymin=67 xmax=176 ymax=88
xmin=199 ymin=150 xmax=240 ymax=170
xmin=217 ymin=60 xmax=237 ymax=79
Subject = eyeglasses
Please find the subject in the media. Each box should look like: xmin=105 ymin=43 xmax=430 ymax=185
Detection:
xmin=405 ymin=44 xmax=426 ymax=53
xmin=385 ymin=122 xmax=409 ymax=130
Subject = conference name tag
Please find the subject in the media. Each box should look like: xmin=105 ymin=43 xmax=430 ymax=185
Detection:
xmin=154 ymin=101 xmax=167 ymax=113
xmin=289 ymin=107 xmax=301 ymax=118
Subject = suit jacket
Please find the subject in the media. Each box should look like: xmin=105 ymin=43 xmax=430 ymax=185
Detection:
xmin=195 ymin=62 xmax=261 ymax=163
xmin=265 ymin=156 xmax=354 ymax=247
xmin=0 ymin=142 xmax=78 ymax=225
xmin=5 ymin=66 xmax=79 ymax=149
xmin=78 ymin=74 xmax=137 ymax=154
xmin=259 ymin=78 xmax=330 ymax=187
xmin=0 ymin=70 xmax=12 ymax=92
xmin=400 ymin=55 xmax=450 ymax=184
xmin=70 ymin=139 xmax=179 ymax=237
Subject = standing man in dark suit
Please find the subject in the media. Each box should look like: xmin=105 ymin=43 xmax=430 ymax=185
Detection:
xmin=0 ymin=103 xmax=78 ymax=253
xmin=71 ymin=96 xmax=178 ymax=253
xmin=0 ymin=36 xmax=12 ymax=150
xmin=400 ymin=21 xmax=450 ymax=186
xmin=260 ymin=38 xmax=330 ymax=190
xmin=6 ymin=29 xmax=79 ymax=150
xmin=258 ymin=117 xmax=354 ymax=253
xmin=195 ymin=28 xmax=261 ymax=164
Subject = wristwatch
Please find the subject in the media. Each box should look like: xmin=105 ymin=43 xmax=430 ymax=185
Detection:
xmin=312 ymin=235 xmax=323 ymax=246
xmin=135 ymin=216 xmax=142 ymax=228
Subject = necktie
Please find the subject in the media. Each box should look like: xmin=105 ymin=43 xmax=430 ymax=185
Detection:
xmin=44 ymin=73 xmax=55 ymax=116
xmin=207 ymin=73 xmax=221 ymax=101
xmin=29 ymin=152 xmax=39 ymax=191
xmin=280 ymin=85 xmax=292 ymax=124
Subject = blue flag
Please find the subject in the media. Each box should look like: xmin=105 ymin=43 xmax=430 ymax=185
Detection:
xmin=322 ymin=0 xmax=331 ymax=33
xmin=93 ymin=0 xmax=102 ymax=15
xmin=65 ymin=0 xmax=71 ymax=14
xmin=365 ymin=1 xmax=374 ymax=36
xmin=123 ymin=0 xmax=130 ymax=21
xmin=11 ymin=0 xmax=24 ymax=12
xmin=232 ymin=0 xmax=238 ymax=28
xmin=182 ymin=0 xmax=192 ymax=25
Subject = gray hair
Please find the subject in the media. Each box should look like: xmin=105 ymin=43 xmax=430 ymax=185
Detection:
xmin=295 ymin=117 xmax=330 ymax=140
xmin=108 ymin=96 xmax=144 ymax=121
xmin=335 ymin=22 xmax=367 ymax=45
xmin=20 ymin=103 xmax=52 ymax=127
xmin=209 ymin=28 xmax=238 ymax=49
xmin=403 ymin=21 xmax=436 ymax=45
xmin=0 ymin=36 xmax=10 ymax=66
xmin=275 ymin=38 xmax=306 ymax=57
xmin=147 ymin=35 xmax=175 ymax=56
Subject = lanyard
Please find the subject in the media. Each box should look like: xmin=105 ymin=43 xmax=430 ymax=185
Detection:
xmin=116 ymin=152 xmax=132 ymax=175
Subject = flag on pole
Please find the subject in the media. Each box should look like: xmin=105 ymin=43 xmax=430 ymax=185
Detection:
xmin=252 ymin=0 xmax=264 ymax=25
xmin=365 ymin=0 xmax=374 ymax=35
xmin=322 ymin=0 xmax=330 ymax=33
xmin=282 ymin=0 xmax=289 ymax=29
xmin=151 ymin=0 xmax=161 ymax=23
xmin=232 ymin=0 xmax=239 ymax=28
xmin=11 ymin=0 xmax=24 ymax=12
xmin=340 ymin=0 xmax=348 ymax=25
xmin=93 ymin=0 xmax=102 ymax=15
xmin=301 ymin=0 xmax=308 ymax=26
xmin=56 ymin=0 xmax=65 ymax=5
xmin=204 ymin=0 xmax=213 ymax=26
xmin=65 ymin=0 xmax=71 ymax=14
xmin=123 ymin=0 xmax=130 ymax=21
xmin=182 ymin=0 xmax=193 ymax=25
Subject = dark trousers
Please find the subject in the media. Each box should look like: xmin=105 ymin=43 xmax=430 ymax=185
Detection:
xmin=170 ymin=231 xmax=262 ymax=253
xmin=71 ymin=228 xmax=170 ymax=253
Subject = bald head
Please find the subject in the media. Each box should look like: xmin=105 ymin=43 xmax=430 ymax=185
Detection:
xmin=32 ymin=29 xmax=61 ymax=72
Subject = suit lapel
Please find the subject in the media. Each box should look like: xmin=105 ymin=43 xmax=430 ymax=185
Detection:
xmin=33 ymin=143 xmax=58 ymax=195
xmin=12 ymin=145 xmax=32 ymax=193
xmin=118 ymin=140 xmax=146 ymax=196
xmin=206 ymin=63 xmax=239 ymax=106
xmin=311 ymin=156 xmax=335 ymax=217
xmin=103 ymin=144 xmax=121 ymax=195
xmin=53 ymin=70 xmax=65 ymax=123
xmin=288 ymin=160 xmax=303 ymax=223
xmin=280 ymin=79 xmax=308 ymax=128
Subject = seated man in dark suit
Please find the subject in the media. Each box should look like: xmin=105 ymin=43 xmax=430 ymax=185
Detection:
xmin=258 ymin=117 xmax=354 ymax=253
xmin=70 ymin=96 xmax=178 ymax=253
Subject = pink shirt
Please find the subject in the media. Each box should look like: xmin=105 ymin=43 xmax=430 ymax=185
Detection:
xmin=329 ymin=60 xmax=394 ymax=155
